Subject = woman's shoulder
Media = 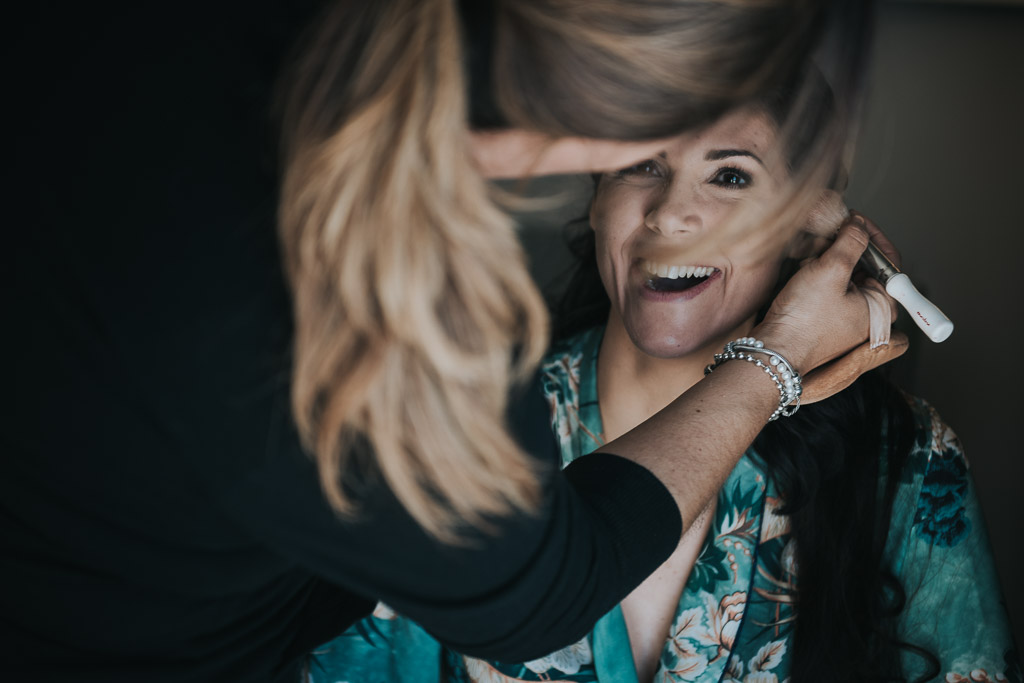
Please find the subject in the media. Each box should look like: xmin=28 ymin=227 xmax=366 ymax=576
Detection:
xmin=883 ymin=397 xmax=1016 ymax=680
xmin=896 ymin=391 xmax=967 ymax=483
xmin=886 ymin=390 xmax=975 ymax=555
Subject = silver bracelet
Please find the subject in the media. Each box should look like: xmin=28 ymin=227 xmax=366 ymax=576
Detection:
xmin=704 ymin=336 xmax=802 ymax=422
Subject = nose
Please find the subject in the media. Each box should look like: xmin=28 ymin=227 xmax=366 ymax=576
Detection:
xmin=644 ymin=181 xmax=703 ymax=236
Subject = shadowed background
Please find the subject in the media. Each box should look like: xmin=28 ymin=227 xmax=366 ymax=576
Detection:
xmin=512 ymin=0 xmax=1024 ymax=654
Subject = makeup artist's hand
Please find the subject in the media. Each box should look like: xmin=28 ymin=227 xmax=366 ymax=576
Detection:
xmin=795 ymin=211 xmax=907 ymax=402
xmin=797 ymin=330 xmax=908 ymax=403
xmin=753 ymin=217 xmax=906 ymax=384
xmin=850 ymin=210 xmax=901 ymax=271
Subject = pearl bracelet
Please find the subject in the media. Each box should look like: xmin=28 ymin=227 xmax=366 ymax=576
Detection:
xmin=703 ymin=336 xmax=802 ymax=422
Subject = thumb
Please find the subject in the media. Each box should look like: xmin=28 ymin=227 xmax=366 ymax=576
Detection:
xmin=817 ymin=220 xmax=871 ymax=279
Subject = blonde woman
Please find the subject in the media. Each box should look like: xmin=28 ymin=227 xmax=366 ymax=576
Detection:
xmin=4 ymin=1 xmax=901 ymax=681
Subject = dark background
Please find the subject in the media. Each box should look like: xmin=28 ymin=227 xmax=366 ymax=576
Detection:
xmin=512 ymin=0 xmax=1024 ymax=653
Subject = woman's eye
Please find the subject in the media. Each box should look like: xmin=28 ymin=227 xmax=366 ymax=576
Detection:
xmin=616 ymin=160 xmax=661 ymax=178
xmin=711 ymin=167 xmax=752 ymax=188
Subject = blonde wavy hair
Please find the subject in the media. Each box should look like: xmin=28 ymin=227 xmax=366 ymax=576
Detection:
xmin=278 ymin=0 xmax=855 ymax=539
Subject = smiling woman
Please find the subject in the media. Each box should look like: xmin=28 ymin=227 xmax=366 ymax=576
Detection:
xmin=591 ymin=108 xmax=793 ymax=361
xmin=310 ymin=94 xmax=1017 ymax=683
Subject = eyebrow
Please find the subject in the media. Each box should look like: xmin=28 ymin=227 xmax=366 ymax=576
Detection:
xmin=705 ymin=149 xmax=765 ymax=168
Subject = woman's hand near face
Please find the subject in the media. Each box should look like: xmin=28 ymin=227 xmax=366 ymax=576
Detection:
xmin=851 ymin=210 xmax=901 ymax=270
xmin=753 ymin=218 xmax=899 ymax=376
xmin=791 ymin=212 xmax=909 ymax=402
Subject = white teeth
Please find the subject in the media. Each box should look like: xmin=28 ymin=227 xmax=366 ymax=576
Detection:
xmin=642 ymin=261 xmax=717 ymax=279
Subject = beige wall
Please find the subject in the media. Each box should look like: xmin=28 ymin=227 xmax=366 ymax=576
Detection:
xmin=514 ymin=0 xmax=1024 ymax=654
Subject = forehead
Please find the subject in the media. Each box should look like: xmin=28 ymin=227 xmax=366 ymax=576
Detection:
xmin=664 ymin=108 xmax=778 ymax=161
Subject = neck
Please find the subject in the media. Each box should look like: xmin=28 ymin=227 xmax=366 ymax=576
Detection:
xmin=595 ymin=311 xmax=756 ymax=442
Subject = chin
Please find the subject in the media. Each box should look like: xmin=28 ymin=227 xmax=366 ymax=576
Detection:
xmin=626 ymin=327 xmax=708 ymax=360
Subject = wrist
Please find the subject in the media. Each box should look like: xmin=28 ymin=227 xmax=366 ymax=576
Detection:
xmin=749 ymin=322 xmax=813 ymax=375
xmin=704 ymin=337 xmax=803 ymax=422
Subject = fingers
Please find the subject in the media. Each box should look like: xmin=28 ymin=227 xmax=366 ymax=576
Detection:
xmin=815 ymin=220 xmax=870 ymax=283
xmin=845 ymin=211 xmax=900 ymax=323
xmin=849 ymin=210 xmax=902 ymax=268
xmin=800 ymin=332 xmax=910 ymax=404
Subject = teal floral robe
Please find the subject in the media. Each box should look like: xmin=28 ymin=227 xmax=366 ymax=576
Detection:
xmin=310 ymin=328 xmax=1019 ymax=683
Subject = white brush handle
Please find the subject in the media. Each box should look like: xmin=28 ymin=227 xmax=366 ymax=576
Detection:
xmin=884 ymin=273 xmax=954 ymax=343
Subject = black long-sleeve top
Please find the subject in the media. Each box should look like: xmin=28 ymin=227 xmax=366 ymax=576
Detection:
xmin=1 ymin=4 xmax=681 ymax=681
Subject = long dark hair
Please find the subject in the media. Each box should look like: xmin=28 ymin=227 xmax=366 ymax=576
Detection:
xmin=760 ymin=370 xmax=939 ymax=681
xmin=549 ymin=74 xmax=940 ymax=681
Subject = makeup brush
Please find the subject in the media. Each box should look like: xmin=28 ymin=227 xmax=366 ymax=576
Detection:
xmin=808 ymin=193 xmax=954 ymax=343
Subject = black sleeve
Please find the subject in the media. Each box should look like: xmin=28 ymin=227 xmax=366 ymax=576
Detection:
xmin=218 ymin=378 xmax=681 ymax=662
xmin=6 ymin=3 xmax=681 ymax=666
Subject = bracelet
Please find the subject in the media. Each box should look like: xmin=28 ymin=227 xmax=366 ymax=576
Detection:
xmin=703 ymin=336 xmax=802 ymax=422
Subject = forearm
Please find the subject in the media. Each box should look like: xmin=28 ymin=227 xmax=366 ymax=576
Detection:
xmin=597 ymin=354 xmax=780 ymax=532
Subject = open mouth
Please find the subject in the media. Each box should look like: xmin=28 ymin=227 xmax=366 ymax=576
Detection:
xmin=641 ymin=261 xmax=718 ymax=293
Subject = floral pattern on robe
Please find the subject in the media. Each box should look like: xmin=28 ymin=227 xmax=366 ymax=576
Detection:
xmin=310 ymin=327 xmax=1019 ymax=683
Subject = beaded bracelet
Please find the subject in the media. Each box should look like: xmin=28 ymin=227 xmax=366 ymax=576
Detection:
xmin=703 ymin=336 xmax=802 ymax=422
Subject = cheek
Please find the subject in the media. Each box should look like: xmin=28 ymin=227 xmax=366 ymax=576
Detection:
xmin=588 ymin=187 xmax=617 ymax=235
xmin=731 ymin=258 xmax=786 ymax=313
xmin=592 ymin=231 xmax=621 ymax=304
xmin=590 ymin=191 xmax=634 ymax=272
